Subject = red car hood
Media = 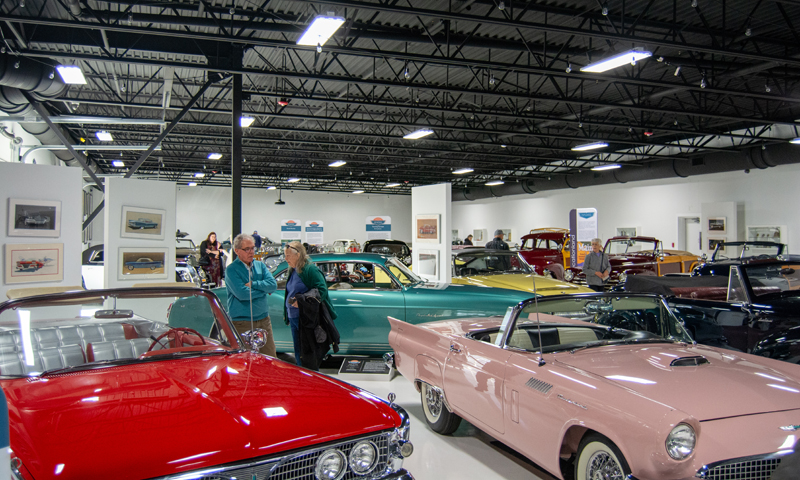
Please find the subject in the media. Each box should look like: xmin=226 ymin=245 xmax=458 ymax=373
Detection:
xmin=4 ymin=353 xmax=398 ymax=480
xmin=560 ymin=344 xmax=800 ymax=421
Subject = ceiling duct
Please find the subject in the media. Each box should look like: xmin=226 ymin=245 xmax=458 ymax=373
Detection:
xmin=452 ymin=143 xmax=800 ymax=201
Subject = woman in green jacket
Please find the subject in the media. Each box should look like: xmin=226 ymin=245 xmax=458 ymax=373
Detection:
xmin=283 ymin=241 xmax=337 ymax=366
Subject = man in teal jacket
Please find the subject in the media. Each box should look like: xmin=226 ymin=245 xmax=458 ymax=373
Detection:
xmin=226 ymin=233 xmax=277 ymax=356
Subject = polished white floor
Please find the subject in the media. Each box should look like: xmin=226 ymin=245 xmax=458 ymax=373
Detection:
xmin=314 ymin=357 xmax=558 ymax=480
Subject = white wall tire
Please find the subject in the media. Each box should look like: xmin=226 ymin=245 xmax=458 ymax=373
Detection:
xmin=575 ymin=434 xmax=631 ymax=480
xmin=420 ymin=382 xmax=461 ymax=435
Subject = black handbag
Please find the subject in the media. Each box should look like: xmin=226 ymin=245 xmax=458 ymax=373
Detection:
xmin=198 ymin=255 xmax=211 ymax=266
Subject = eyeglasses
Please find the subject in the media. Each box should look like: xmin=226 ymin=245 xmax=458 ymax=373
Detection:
xmin=239 ymin=247 xmax=255 ymax=253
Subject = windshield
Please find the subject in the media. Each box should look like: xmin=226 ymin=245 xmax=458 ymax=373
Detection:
xmin=364 ymin=243 xmax=409 ymax=256
xmin=386 ymin=257 xmax=423 ymax=285
xmin=712 ymin=243 xmax=783 ymax=261
xmin=454 ymin=251 xmax=532 ymax=275
xmin=0 ymin=290 xmax=239 ymax=378
xmin=606 ymin=239 xmax=657 ymax=255
xmin=522 ymin=237 xmax=564 ymax=251
xmin=742 ymin=263 xmax=800 ymax=298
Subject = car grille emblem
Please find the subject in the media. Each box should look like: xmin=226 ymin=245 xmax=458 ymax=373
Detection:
xmin=780 ymin=425 xmax=800 ymax=431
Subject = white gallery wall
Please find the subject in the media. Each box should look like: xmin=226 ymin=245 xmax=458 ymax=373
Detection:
xmin=452 ymin=163 xmax=800 ymax=253
xmin=176 ymin=186 xmax=412 ymax=245
xmin=411 ymin=183 xmax=452 ymax=283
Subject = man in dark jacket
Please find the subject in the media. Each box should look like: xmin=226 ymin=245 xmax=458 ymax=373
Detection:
xmin=485 ymin=229 xmax=509 ymax=250
xmin=463 ymin=234 xmax=473 ymax=245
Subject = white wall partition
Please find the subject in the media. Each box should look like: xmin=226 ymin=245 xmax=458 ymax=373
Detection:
xmin=104 ymin=177 xmax=177 ymax=288
xmin=0 ymin=162 xmax=82 ymax=299
xmin=411 ymin=183 xmax=451 ymax=283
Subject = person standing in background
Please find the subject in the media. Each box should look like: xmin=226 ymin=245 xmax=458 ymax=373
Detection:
xmin=582 ymin=237 xmax=611 ymax=292
xmin=485 ymin=229 xmax=509 ymax=250
xmin=463 ymin=234 xmax=474 ymax=245
xmin=253 ymin=230 xmax=262 ymax=251
xmin=199 ymin=232 xmax=225 ymax=286
xmin=226 ymin=234 xmax=277 ymax=356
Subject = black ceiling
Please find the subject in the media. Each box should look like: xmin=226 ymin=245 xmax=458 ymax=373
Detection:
xmin=4 ymin=0 xmax=800 ymax=194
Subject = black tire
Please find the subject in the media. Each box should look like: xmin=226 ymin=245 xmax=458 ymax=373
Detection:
xmin=575 ymin=433 xmax=631 ymax=480
xmin=420 ymin=382 xmax=461 ymax=435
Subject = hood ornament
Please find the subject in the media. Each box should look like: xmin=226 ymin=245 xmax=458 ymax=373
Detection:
xmin=780 ymin=425 xmax=800 ymax=431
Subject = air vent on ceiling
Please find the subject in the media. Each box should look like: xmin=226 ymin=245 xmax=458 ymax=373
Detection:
xmin=670 ymin=356 xmax=709 ymax=367
xmin=525 ymin=377 xmax=553 ymax=394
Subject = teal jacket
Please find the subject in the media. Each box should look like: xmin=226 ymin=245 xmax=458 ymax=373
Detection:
xmin=283 ymin=262 xmax=338 ymax=323
xmin=226 ymin=257 xmax=277 ymax=321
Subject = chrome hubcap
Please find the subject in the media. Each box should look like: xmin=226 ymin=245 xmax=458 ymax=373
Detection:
xmin=425 ymin=386 xmax=442 ymax=418
xmin=587 ymin=451 xmax=623 ymax=480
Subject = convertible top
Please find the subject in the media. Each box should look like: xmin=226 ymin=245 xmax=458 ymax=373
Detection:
xmin=623 ymin=275 xmax=728 ymax=296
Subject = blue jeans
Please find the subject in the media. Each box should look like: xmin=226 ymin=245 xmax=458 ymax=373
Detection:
xmin=288 ymin=316 xmax=302 ymax=366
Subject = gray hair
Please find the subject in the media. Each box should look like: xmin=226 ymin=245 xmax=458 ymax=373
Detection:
xmin=591 ymin=237 xmax=602 ymax=245
xmin=233 ymin=233 xmax=255 ymax=250
xmin=285 ymin=241 xmax=309 ymax=274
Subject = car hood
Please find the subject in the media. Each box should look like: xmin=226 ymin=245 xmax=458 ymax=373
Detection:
xmin=5 ymin=353 xmax=398 ymax=480
xmin=561 ymin=344 xmax=800 ymax=420
xmin=407 ymin=280 xmax=532 ymax=299
xmin=608 ymin=255 xmax=650 ymax=266
xmin=453 ymin=274 xmax=592 ymax=295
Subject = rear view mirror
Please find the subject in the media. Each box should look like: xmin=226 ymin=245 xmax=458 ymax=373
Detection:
xmin=584 ymin=301 xmax=614 ymax=314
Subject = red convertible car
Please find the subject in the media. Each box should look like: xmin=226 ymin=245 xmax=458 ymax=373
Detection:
xmin=0 ymin=288 xmax=414 ymax=480
xmin=387 ymin=294 xmax=800 ymax=480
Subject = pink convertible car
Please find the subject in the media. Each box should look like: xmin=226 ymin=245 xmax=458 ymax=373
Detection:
xmin=387 ymin=294 xmax=800 ymax=480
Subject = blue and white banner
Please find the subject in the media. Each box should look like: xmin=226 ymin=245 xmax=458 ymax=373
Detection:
xmin=366 ymin=216 xmax=391 ymax=240
xmin=280 ymin=219 xmax=302 ymax=241
xmin=569 ymin=208 xmax=598 ymax=267
xmin=305 ymin=220 xmax=324 ymax=244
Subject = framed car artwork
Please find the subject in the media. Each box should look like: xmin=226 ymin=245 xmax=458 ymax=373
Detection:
xmin=7 ymin=198 xmax=61 ymax=237
xmin=121 ymin=206 xmax=166 ymax=240
xmin=416 ymin=214 xmax=440 ymax=243
xmin=708 ymin=217 xmax=727 ymax=233
xmin=4 ymin=242 xmax=64 ymax=284
xmin=118 ymin=247 xmax=169 ymax=281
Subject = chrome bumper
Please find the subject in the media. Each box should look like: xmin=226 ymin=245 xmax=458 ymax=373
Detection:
xmin=384 ymin=469 xmax=414 ymax=480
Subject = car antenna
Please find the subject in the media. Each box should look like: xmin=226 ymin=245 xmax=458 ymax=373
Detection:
xmin=247 ymin=261 xmax=257 ymax=353
xmin=532 ymin=259 xmax=545 ymax=367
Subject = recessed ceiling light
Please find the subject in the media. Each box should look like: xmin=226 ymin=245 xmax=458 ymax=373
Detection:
xmin=287 ymin=177 xmax=301 ymax=183
xmin=208 ymin=153 xmax=223 ymax=160
xmin=580 ymin=49 xmax=652 ymax=73
xmin=194 ymin=172 xmax=205 ymax=178
xmin=386 ymin=182 xmax=401 ymax=187
xmin=329 ymin=160 xmax=347 ymax=167
xmin=353 ymin=190 xmax=364 ymax=194
xmin=188 ymin=182 xmax=198 ymax=186
xmin=485 ymin=180 xmax=504 ymax=186
xmin=56 ymin=65 xmax=87 ymax=84
xmin=572 ymin=142 xmax=608 ymax=151
xmin=95 ymin=131 xmax=113 ymax=141
xmin=111 ymin=160 xmax=124 ymax=167
xmin=266 ymin=186 xmax=276 ymax=190
xmin=591 ymin=164 xmax=622 ymax=171
xmin=297 ymin=15 xmax=346 ymax=46
xmin=500 ymin=144 xmax=507 ymax=148
xmin=453 ymin=168 xmax=474 ymax=174
xmin=403 ymin=128 xmax=434 ymax=139
xmin=240 ymin=116 xmax=255 ymax=127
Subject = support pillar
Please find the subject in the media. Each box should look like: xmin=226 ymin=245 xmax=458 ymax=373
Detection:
xmin=232 ymin=73 xmax=243 ymax=243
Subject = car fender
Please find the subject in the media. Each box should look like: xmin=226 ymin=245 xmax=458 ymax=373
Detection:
xmin=414 ymin=354 xmax=444 ymax=392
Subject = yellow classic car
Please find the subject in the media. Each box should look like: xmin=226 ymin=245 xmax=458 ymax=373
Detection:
xmin=451 ymin=248 xmax=594 ymax=295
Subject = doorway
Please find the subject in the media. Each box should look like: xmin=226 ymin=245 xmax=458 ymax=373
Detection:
xmin=678 ymin=217 xmax=701 ymax=252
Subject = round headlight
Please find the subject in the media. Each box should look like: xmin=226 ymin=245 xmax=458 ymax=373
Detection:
xmin=618 ymin=271 xmax=627 ymax=283
xmin=666 ymin=423 xmax=696 ymax=460
xmin=349 ymin=440 xmax=378 ymax=475
xmin=315 ymin=449 xmax=346 ymax=480
xmin=564 ymin=269 xmax=575 ymax=282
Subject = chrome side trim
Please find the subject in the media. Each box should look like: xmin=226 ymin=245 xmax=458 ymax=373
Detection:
xmin=524 ymin=377 xmax=553 ymax=394
xmin=557 ymin=394 xmax=587 ymax=410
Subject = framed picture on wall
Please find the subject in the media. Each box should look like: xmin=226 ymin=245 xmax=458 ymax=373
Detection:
xmin=5 ymin=243 xmax=64 ymax=284
xmin=708 ymin=217 xmax=726 ymax=233
xmin=8 ymin=198 xmax=61 ymax=237
xmin=417 ymin=250 xmax=439 ymax=279
xmin=118 ymin=247 xmax=169 ymax=281
xmin=708 ymin=237 xmax=726 ymax=252
xmin=121 ymin=206 xmax=166 ymax=240
xmin=416 ymin=214 xmax=440 ymax=243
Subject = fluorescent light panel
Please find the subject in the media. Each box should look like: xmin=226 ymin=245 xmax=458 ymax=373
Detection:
xmin=266 ymin=186 xmax=276 ymax=190
xmin=485 ymin=180 xmax=504 ymax=186
xmin=592 ymin=164 xmax=622 ymax=171
xmin=111 ymin=160 xmax=124 ymax=167
xmin=95 ymin=131 xmax=113 ymax=141
xmin=240 ymin=116 xmax=255 ymax=127
xmin=208 ymin=153 xmax=223 ymax=160
xmin=287 ymin=177 xmax=301 ymax=183
xmin=353 ymin=190 xmax=364 ymax=194
xmin=452 ymin=168 xmax=474 ymax=174
xmin=403 ymin=128 xmax=434 ymax=139
xmin=791 ymin=138 xmax=800 ymax=144
xmin=56 ymin=65 xmax=87 ymax=84
xmin=329 ymin=160 xmax=347 ymax=167
xmin=580 ymin=49 xmax=653 ymax=73
xmin=572 ymin=142 xmax=608 ymax=151
xmin=194 ymin=172 xmax=205 ymax=178
xmin=188 ymin=182 xmax=198 ymax=186
xmin=297 ymin=16 xmax=345 ymax=46
xmin=386 ymin=182 xmax=401 ymax=187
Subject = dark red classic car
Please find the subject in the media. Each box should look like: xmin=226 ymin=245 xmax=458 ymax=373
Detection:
xmin=518 ymin=228 xmax=571 ymax=279
xmin=565 ymin=236 xmax=700 ymax=287
xmin=0 ymin=288 xmax=414 ymax=480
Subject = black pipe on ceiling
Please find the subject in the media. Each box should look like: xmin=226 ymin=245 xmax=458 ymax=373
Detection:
xmin=452 ymin=143 xmax=800 ymax=201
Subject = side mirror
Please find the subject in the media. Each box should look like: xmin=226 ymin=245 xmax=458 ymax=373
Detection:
xmin=240 ymin=328 xmax=268 ymax=351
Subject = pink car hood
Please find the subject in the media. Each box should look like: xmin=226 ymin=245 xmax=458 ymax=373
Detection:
xmin=559 ymin=344 xmax=800 ymax=420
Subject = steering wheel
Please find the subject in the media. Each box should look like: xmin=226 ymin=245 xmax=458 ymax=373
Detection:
xmin=147 ymin=327 xmax=207 ymax=352
xmin=596 ymin=311 xmax=647 ymax=332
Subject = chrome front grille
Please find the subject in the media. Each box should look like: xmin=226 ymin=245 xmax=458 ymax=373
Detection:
xmin=271 ymin=434 xmax=389 ymax=480
xmin=696 ymin=452 xmax=784 ymax=480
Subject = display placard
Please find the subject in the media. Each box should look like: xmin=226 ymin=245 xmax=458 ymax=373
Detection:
xmin=366 ymin=216 xmax=391 ymax=240
xmin=281 ymin=219 xmax=302 ymax=241
xmin=305 ymin=220 xmax=324 ymax=244
xmin=569 ymin=208 xmax=598 ymax=267
xmin=337 ymin=356 xmax=394 ymax=381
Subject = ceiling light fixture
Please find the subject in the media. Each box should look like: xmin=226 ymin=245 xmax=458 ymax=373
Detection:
xmin=691 ymin=0 xmax=698 ymax=8
xmin=56 ymin=65 xmax=87 ymax=84
xmin=287 ymin=177 xmax=301 ymax=183
xmin=188 ymin=182 xmax=198 ymax=186
xmin=571 ymin=142 xmax=608 ymax=151
xmin=386 ymin=182 xmax=401 ymax=187
xmin=565 ymin=62 xmax=572 ymax=73
xmin=498 ymin=1 xmax=505 ymax=11
xmin=790 ymin=138 xmax=800 ymax=144
xmin=266 ymin=186 xmax=276 ymax=190
xmin=208 ymin=153 xmax=222 ymax=160
xmin=601 ymin=4 xmax=608 ymax=15
xmin=403 ymin=128 xmax=434 ymax=139
xmin=240 ymin=116 xmax=255 ymax=127
xmin=353 ymin=190 xmax=365 ymax=194
xmin=194 ymin=172 xmax=205 ymax=178
xmin=329 ymin=160 xmax=347 ymax=167
xmin=111 ymin=160 xmax=124 ymax=167
xmin=765 ymin=83 xmax=771 ymax=93
xmin=674 ymin=66 xmax=681 ymax=76
xmin=580 ymin=49 xmax=652 ymax=73
xmin=95 ymin=131 xmax=113 ymax=141
xmin=297 ymin=15 xmax=345 ymax=47
xmin=485 ymin=180 xmax=504 ymax=186
xmin=452 ymin=168 xmax=474 ymax=174
xmin=278 ymin=98 xmax=289 ymax=107
xmin=700 ymin=77 xmax=707 ymax=88
xmin=592 ymin=164 xmax=622 ymax=171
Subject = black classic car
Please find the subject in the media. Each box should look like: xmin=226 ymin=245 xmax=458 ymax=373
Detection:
xmin=691 ymin=241 xmax=787 ymax=276
xmin=624 ymin=260 xmax=800 ymax=364
xmin=362 ymin=239 xmax=412 ymax=266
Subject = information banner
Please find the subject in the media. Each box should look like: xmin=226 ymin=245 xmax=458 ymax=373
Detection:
xmin=280 ymin=219 xmax=302 ymax=241
xmin=569 ymin=208 xmax=598 ymax=267
xmin=305 ymin=220 xmax=324 ymax=244
xmin=366 ymin=216 xmax=391 ymax=240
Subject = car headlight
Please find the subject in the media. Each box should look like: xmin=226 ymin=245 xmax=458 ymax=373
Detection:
xmin=564 ymin=269 xmax=574 ymax=281
xmin=349 ymin=440 xmax=378 ymax=475
xmin=618 ymin=271 xmax=627 ymax=283
xmin=315 ymin=449 xmax=346 ymax=480
xmin=666 ymin=423 xmax=695 ymax=460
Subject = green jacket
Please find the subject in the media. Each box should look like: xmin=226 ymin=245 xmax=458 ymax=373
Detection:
xmin=283 ymin=262 xmax=338 ymax=323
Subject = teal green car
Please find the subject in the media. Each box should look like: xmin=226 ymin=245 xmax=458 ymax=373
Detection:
xmin=213 ymin=253 xmax=533 ymax=355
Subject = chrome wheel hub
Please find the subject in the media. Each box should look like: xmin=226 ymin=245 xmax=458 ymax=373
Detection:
xmin=425 ymin=386 xmax=442 ymax=418
xmin=588 ymin=451 xmax=623 ymax=480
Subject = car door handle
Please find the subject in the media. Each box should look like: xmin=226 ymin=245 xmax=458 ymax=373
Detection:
xmin=450 ymin=344 xmax=462 ymax=354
